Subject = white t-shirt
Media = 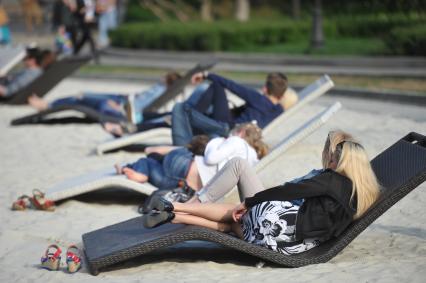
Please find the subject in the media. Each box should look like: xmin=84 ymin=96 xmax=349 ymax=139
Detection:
xmin=194 ymin=136 xmax=259 ymax=186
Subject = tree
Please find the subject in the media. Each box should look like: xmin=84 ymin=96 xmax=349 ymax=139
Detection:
xmin=310 ymin=0 xmax=324 ymax=49
xmin=292 ymin=0 xmax=301 ymax=20
xmin=235 ymin=0 xmax=250 ymax=22
xmin=200 ymin=0 xmax=212 ymax=22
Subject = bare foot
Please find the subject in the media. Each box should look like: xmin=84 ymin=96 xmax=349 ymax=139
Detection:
xmin=123 ymin=167 xmax=148 ymax=183
xmin=114 ymin=164 xmax=123 ymax=174
xmin=28 ymin=94 xmax=49 ymax=111
xmin=103 ymin=122 xmax=124 ymax=137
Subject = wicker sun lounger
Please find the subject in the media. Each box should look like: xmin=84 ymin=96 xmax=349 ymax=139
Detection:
xmin=1 ymin=55 xmax=91 ymax=105
xmin=44 ymin=102 xmax=341 ymax=202
xmin=95 ymin=75 xmax=334 ymax=155
xmin=10 ymin=59 xmax=217 ymax=125
xmin=82 ymin=132 xmax=426 ymax=275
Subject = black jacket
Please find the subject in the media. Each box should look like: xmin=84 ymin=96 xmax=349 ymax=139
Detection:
xmin=245 ymin=169 xmax=356 ymax=242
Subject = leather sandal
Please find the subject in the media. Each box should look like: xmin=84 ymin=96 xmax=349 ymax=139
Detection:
xmin=31 ymin=189 xmax=55 ymax=212
xmin=66 ymin=245 xmax=82 ymax=273
xmin=40 ymin=244 xmax=61 ymax=271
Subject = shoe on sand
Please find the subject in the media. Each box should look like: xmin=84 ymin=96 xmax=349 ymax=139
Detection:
xmin=40 ymin=244 xmax=61 ymax=271
xmin=66 ymin=245 xmax=82 ymax=273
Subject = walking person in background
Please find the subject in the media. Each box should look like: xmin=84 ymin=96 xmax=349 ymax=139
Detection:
xmin=73 ymin=0 xmax=98 ymax=61
xmin=21 ymin=0 xmax=43 ymax=32
xmin=96 ymin=0 xmax=117 ymax=48
xmin=0 ymin=1 xmax=11 ymax=45
xmin=52 ymin=0 xmax=77 ymax=54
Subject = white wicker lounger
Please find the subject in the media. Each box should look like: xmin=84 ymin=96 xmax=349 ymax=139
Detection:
xmin=95 ymin=75 xmax=334 ymax=155
xmin=45 ymin=102 xmax=341 ymax=202
xmin=0 ymin=46 xmax=26 ymax=76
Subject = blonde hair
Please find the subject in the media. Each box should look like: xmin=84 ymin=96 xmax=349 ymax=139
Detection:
xmin=231 ymin=123 xmax=269 ymax=159
xmin=323 ymin=130 xmax=380 ymax=219
xmin=280 ymin=87 xmax=299 ymax=110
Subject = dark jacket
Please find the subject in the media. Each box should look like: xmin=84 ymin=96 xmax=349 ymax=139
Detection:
xmin=206 ymin=73 xmax=283 ymax=129
xmin=244 ymin=169 xmax=356 ymax=242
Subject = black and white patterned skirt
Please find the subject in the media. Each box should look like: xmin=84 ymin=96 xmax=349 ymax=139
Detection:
xmin=241 ymin=201 xmax=320 ymax=255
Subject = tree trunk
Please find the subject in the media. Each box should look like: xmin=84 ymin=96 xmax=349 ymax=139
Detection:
xmin=310 ymin=0 xmax=324 ymax=49
xmin=200 ymin=0 xmax=212 ymax=22
xmin=292 ymin=0 xmax=300 ymax=20
xmin=235 ymin=0 xmax=250 ymax=22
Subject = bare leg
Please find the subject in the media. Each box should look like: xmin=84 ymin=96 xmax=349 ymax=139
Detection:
xmin=173 ymin=202 xmax=236 ymax=223
xmin=123 ymin=167 xmax=148 ymax=183
xmin=28 ymin=94 xmax=49 ymax=111
xmin=172 ymin=214 xmax=243 ymax=238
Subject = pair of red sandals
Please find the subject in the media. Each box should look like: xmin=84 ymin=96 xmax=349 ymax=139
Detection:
xmin=11 ymin=189 xmax=55 ymax=212
xmin=41 ymin=244 xmax=82 ymax=273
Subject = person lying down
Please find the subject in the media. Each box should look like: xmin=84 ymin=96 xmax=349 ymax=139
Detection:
xmin=141 ymin=130 xmax=381 ymax=255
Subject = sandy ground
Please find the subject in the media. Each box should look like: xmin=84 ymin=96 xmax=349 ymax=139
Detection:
xmin=0 ymin=78 xmax=425 ymax=283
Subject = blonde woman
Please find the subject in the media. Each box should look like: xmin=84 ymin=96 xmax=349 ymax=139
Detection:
xmin=142 ymin=130 xmax=380 ymax=255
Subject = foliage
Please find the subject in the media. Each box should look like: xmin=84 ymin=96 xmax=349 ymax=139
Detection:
xmin=385 ymin=24 xmax=426 ymax=56
xmin=110 ymin=20 xmax=310 ymax=51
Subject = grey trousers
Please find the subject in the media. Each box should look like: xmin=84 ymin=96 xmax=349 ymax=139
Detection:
xmin=197 ymin=157 xmax=265 ymax=203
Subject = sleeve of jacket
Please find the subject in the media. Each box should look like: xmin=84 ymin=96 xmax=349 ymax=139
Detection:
xmin=206 ymin=73 xmax=263 ymax=106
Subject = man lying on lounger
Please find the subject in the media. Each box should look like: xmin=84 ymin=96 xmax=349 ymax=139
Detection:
xmin=102 ymin=72 xmax=294 ymax=143
xmin=0 ymin=47 xmax=44 ymax=97
xmin=28 ymin=71 xmax=183 ymax=125
xmin=171 ymin=71 xmax=289 ymax=146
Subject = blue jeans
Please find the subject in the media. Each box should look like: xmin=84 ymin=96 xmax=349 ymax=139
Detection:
xmin=172 ymin=102 xmax=230 ymax=146
xmin=50 ymin=93 xmax=126 ymax=119
xmin=171 ymin=81 xmax=232 ymax=146
xmin=98 ymin=9 xmax=118 ymax=47
xmin=125 ymin=157 xmax=179 ymax=190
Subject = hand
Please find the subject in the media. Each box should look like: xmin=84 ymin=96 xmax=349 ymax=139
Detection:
xmin=144 ymin=146 xmax=157 ymax=154
xmin=191 ymin=72 xmax=204 ymax=85
xmin=232 ymin=202 xmax=247 ymax=222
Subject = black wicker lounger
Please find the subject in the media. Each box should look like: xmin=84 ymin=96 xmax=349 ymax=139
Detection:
xmin=82 ymin=132 xmax=426 ymax=275
xmin=0 ymin=55 xmax=91 ymax=105
xmin=10 ymin=58 xmax=217 ymax=125
xmin=11 ymin=104 xmax=125 ymax=125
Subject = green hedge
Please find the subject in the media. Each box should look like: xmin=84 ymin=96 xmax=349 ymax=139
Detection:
xmin=110 ymin=20 xmax=310 ymax=51
xmin=385 ymin=24 xmax=426 ymax=55
xmin=333 ymin=13 xmax=426 ymax=37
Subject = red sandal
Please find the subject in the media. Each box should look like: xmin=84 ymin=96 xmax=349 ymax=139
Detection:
xmin=40 ymin=244 xmax=62 ymax=271
xmin=31 ymin=189 xmax=55 ymax=212
xmin=66 ymin=245 xmax=82 ymax=273
xmin=11 ymin=195 xmax=34 ymax=211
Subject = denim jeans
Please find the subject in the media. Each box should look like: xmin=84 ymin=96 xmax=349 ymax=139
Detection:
xmin=50 ymin=93 xmax=126 ymax=119
xmin=171 ymin=102 xmax=230 ymax=146
xmin=97 ymin=9 xmax=117 ymax=47
xmin=171 ymin=81 xmax=232 ymax=146
xmin=125 ymin=157 xmax=179 ymax=190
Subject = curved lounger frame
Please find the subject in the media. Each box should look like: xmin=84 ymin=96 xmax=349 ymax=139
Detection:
xmin=1 ymin=55 xmax=91 ymax=105
xmin=11 ymin=104 xmax=125 ymax=125
xmin=45 ymin=168 xmax=157 ymax=202
xmin=82 ymin=132 xmax=426 ymax=275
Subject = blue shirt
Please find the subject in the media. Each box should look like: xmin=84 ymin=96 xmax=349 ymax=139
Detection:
xmin=207 ymin=73 xmax=283 ymax=128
